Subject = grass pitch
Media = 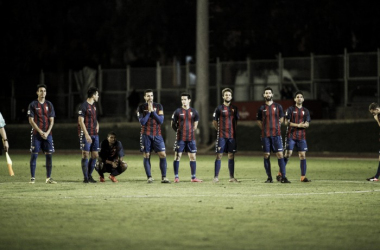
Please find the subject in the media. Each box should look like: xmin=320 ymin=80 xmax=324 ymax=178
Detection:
xmin=0 ymin=153 xmax=379 ymax=250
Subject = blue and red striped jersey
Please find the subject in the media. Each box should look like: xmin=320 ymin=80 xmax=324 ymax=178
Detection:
xmin=27 ymin=100 xmax=55 ymax=135
xmin=78 ymin=101 xmax=98 ymax=136
xmin=257 ymin=103 xmax=284 ymax=137
xmin=172 ymin=107 xmax=199 ymax=141
xmin=138 ymin=102 xmax=164 ymax=136
xmin=285 ymin=105 xmax=311 ymax=140
xmin=213 ymin=104 xmax=239 ymax=139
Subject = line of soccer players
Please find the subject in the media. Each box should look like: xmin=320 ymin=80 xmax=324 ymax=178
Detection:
xmin=13 ymin=83 xmax=380 ymax=184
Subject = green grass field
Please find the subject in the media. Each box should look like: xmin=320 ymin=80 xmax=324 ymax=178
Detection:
xmin=0 ymin=153 xmax=379 ymax=250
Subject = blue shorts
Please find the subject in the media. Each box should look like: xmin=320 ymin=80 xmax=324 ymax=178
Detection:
xmin=285 ymin=138 xmax=308 ymax=152
xmin=80 ymin=134 xmax=100 ymax=152
xmin=140 ymin=134 xmax=166 ymax=153
xmin=215 ymin=138 xmax=237 ymax=154
xmin=174 ymin=140 xmax=197 ymax=153
xmin=30 ymin=134 xmax=55 ymax=154
xmin=261 ymin=136 xmax=283 ymax=153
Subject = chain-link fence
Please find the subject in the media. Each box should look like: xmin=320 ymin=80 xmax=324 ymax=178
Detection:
xmin=2 ymin=50 xmax=379 ymax=122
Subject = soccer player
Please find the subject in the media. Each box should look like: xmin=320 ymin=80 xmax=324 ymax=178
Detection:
xmin=284 ymin=91 xmax=311 ymax=182
xmin=27 ymin=84 xmax=57 ymax=184
xmin=138 ymin=89 xmax=169 ymax=183
xmin=78 ymin=87 xmax=100 ymax=183
xmin=0 ymin=112 xmax=9 ymax=152
xmin=256 ymin=86 xmax=290 ymax=183
xmin=171 ymin=93 xmax=202 ymax=183
xmin=95 ymin=131 xmax=128 ymax=183
xmin=212 ymin=88 xmax=240 ymax=183
xmin=367 ymin=102 xmax=380 ymax=182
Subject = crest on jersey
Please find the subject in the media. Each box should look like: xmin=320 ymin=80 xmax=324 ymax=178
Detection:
xmin=273 ymin=107 xmax=277 ymax=111
xmin=46 ymin=107 xmax=49 ymax=111
xmin=302 ymin=111 xmax=305 ymax=115
xmin=190 ymin=112 xmax=193 ymax=116
xmin=78 ymin=110 xmax=82 ymax=115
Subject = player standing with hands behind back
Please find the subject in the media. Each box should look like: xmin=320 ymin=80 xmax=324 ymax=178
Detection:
xmin=257 ymin=87 xmax=290 ymax=183
xmin=78 ymin=87 xmax=100 ymax=183
xmin=213 ymin=88 xmax=240 ymax=183
xmin=138 ymin=89 xmax=169 ymax=183
xmin=28 ymin=84 xmax=57 ymax=184
xmin=367 ymin=103 xmax=380 ymax=182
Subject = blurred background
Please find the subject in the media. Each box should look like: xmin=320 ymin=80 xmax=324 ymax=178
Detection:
xmin=1 ymin=0 xmax=379 ymax=126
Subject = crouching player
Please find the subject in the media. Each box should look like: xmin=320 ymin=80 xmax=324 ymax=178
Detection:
xmin=95 ymin=131 xmax=127 ymax=183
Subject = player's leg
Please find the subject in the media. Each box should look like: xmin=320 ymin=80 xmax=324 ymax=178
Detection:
xmin=173 ymin=140 xmax=184 ymax=182
xmin=29 ymin=134 xmax=41 ymax=183
xmin=87 ymin=136 xmax=99 ymax=183
xmin=187 ymin=140 xmax=201 ymax=182
xmin=226 ymin=139 xmax=239 ymax=182
xmin=95 ymin=157 xmax=106 ymax=182
xmin=283 ymin=137 xmax=294 ymax=166
xmin=153 ymin=136 xmax=169 ymax=183
xmin=273 ymin=136 xmax=289 ymax=183
xmin=298 ymin=151 xmax=310 ymax=182
xmin=367 ymin=154 xmax=380 ymax=181
xmin=214 ymin=138 xmax=225 ymax=182
xmin=80 ymin=134 xmax=91 ymax=183
xmin=261 ymin=137 xmax=272 ymax=182
xmin=141 ymin=134 xmax=153 ymax=182
xmin=42 ymin=134 xmax=56 ymax=184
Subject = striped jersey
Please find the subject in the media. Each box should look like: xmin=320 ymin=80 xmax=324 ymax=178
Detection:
xmin=27 ymin=100 xmax=55 ymax=135
xmin=213 ymin=104 xmax=239 ymax=139
xmin=257 ymin=102 xmax=284 ymax=137
xmin=138 ymin=102 xmax=164 ymax=136
xmin=172 ymin=107 xmax=199 ymax=141
xmin=285 ymin=105 xmax=311 ymax=140
xmin=78 ymin=101 xmax=98 ymax=136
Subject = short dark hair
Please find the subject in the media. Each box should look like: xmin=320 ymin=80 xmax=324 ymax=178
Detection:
xmin=369 ymin=102 xmax=379 ymax=110
xmin=181 ymin=92 xmax=191 ymax=100
xmin=36 ymin=84 xmax=47 ymax=91
xmin=144 ymin=89 xmax=153 ymax=95
xmin=87 ymin=87 xmax=98 ymax=98
xmin=107 ymin=131 xmax=117 ymax=137
xmin=264 ymin=87 xmax=273 ymax=93
xmin=294 ymin=91 xmax=304 ymax=98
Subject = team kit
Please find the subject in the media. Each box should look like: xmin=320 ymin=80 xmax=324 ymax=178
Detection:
xmin=3 ymin=84 xmax=380 ymax=184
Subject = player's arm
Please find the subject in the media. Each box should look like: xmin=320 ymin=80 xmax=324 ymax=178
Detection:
xmin=29 ymin=117 xmax=47 ymax=139
xmin=193 ymin=121 xmax=199 ymax=131
xmin=0 ymin=127 xmax=9 ymax=151
xmin=289 ymin=121 xmax=309 ymax=128
xmin=96 ymin=121 xmax=99 ymax=133
xmin=374 ymin=114 xmax=380 ymax=127
xmin=212 ymin=108 xmax=219 ymax=130
xmin=257 ymin=120 xmax=263 ymax=130
xmin=78 ymin=116 xmax=92 ymax=143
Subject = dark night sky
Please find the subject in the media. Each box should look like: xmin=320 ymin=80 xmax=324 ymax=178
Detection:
xmin=1 ymin=0 xmax=380 ymax=79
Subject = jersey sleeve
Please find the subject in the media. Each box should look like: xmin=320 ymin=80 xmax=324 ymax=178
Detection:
xmin=305 ymin=108 xmax=311 ymax=123
xmin=256 ymin=106 xmax=263 ymax=121
xmin=278 ymin=104 xmax=284 ymax=118
xmin=0 ymin=113 xmax=5 ymax=128
xmin=117 ymin=141 xmax=125 ymax=158
xmin=78 ymin=103 xmax=86 ymax=118
xmin=234 ymin=106 xmax=239 ymax=120
xmin=193 ymin=108 xmax=199 ymax=122
xmin=213 ymin=107 xmax=220 ymax=121
xmin=27 ymin=102 xmax=34 ymax=118
xmin=48 ymin=101 xmax=56 ymax=118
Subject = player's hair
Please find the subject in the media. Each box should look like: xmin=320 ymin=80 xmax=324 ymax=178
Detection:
xmin=181 ymin=92 xmax=191 ymax=100
xmin=222 ymin=88 xmax=232 ymax=96
xmin=264 ymin=87 xmax=273 ymax=94
xmin=144 ymin=89 xmax=154 ymax=95
xmin=107 ymin=131 xmax=117 ymax=137
xmin=294 ymin=91 xmax=304 ymax=98
xmin=369 ymin=102 xmax=379 ymax=110
xmin=36 ymin=84 xmax=47 ymax=91
xmin=87 ymin=87 xmax=99 ymax=98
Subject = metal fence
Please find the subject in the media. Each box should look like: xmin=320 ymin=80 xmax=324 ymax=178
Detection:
xmin=2 ymin=49 xmax=379 ymax=122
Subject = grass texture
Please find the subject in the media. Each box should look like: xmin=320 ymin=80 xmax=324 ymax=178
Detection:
xmin=0 ymin=153 xmax=379 ymax=250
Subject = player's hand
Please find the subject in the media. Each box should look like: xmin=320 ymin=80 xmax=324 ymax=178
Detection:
xmin=112 ymin=161 xmax=118 ymax=168
xmin=85 ymin=134 xmax=92 ymax=143
xmin=40 ymin=131 xmax=48 ymax=140
xmin=148 ymin=101 xmax=153 ymax=112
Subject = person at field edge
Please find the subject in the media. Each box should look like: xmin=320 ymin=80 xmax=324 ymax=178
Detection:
xmin=171 ymin=93 xmax=202 ymax=183
xmin=283 ymin=91 xmax=311 ymax=182
xmin=78 ymin=87 xmax=100 ymax=183
xmin=27 ymin=84 xmax=57 ymax=184
xmin=366 ymin=102 xmax=380 ymax=182
xmin=95 ymin=131 xmax=128 ymax=183
xmin=256 ymin=86 xmax=290 ymax=183
xmin=0 ymin=112 xmax=9 ymax=153
xmin=212 ymin=88 xmax=240 ymax=183
xmin=138 ymin=89 xmax=170 ymax=183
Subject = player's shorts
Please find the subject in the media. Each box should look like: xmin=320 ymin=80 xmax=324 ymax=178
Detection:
xmin=80 ymin=134 xmax=100 ymax=152
xmin=285 ymin=137 xmax=308 ymax=152
xmin=215 ymin=138 xmax=237 ymax=154
xmin=30 ymin=134 xmax=55 ymax=154
xmin=140 ymin=134 xmax=166 ymax=153
xmin=174 ymin=140 xmax=197 ymax=153
xmin=261 ymin=136 xmax=283 ymax=153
